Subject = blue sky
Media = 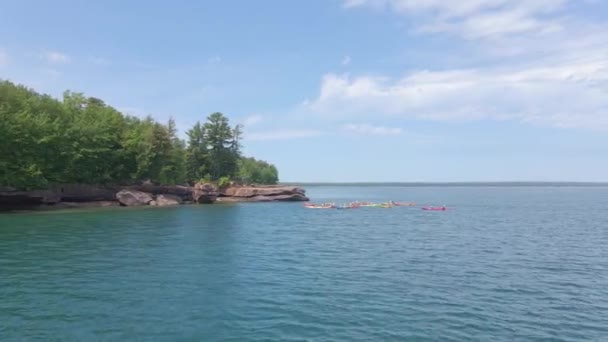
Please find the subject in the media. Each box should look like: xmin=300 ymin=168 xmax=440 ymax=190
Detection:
xmin=1 ymin=0 xmax=607 ymax=182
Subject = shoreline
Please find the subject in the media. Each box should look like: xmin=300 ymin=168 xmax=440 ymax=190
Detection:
xmin=0 ymin=184 xmax=309 ymax=213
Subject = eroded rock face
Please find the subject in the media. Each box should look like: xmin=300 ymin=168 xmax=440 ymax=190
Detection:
xmin=0 ymin=189 xmax=61 ymax=207
xmin=1 ymin=182 xmax=309 ymax=210
xmin=129 ymin=185 xmax=192 ymax=202
xmin=222 ymin=186 xmax=306 ymax=198
xmin=220 ymin=186 xmax=309 ymax=202
xmin=50 ymin=184 xmax=117 ymax=202
xmin=155 ymin=194 xmax=182 ymax=206
xmin=266 ymin=193 xmax=309 ymax=201
xmin=192 ymin=183 xmax=218 ymax=204
xmin=116 ymin=190 xmax=154 ymax=206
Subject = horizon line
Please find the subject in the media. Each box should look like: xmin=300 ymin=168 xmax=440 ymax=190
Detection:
xmin=279 ymin=181 xmax=608 ymax=186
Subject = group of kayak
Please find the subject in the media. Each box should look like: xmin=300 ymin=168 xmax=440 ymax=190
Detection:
xmin=304 ymin=201 xmax=447 ymax=211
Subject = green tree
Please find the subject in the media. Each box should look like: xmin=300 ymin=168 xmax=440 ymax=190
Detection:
xmin=186 ymin=121 xmax=207 ymax=182
xmin=158 ymin=118 xmax=187 ymax=185
xmin=0 ymin=79 xmax=281 ymax=190
xmin=231 ymin=123 xmax=243 ymax=156
xmin=203 ymin=112 xmax=238 ymax=180
xmin=237 ymin=157 xmax=279 ymax=184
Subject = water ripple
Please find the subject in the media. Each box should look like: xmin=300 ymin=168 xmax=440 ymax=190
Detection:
xmin=1 ymin=187 xmax=607 ymax=341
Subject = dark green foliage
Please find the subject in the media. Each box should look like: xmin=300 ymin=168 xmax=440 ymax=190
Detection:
xmin=204 ymin=112 xmax=238 ymax=180
xmin=218 ymin=176 xmax=231 ymax=188
xmin=0 ymin=80 xmax=278 ymax=189
xmin=186 ymin=122 xmax=207 ymax=182
xmin=237 ymin=157 xmax=279 ymax=185
xmin=185 ymin=112 xmax=244 ymax=183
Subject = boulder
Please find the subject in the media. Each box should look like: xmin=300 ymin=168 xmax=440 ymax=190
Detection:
xmin=192 ymin=182 xmax=218 ymax=204
xmin=116 ymin=190 xmax=154 ymax=206
xmin=155 ymin=194 xmax=182 ymax=206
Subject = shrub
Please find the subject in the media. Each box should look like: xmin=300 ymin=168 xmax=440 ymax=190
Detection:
xmin=218 ymin=176 xmax=231 ymax=188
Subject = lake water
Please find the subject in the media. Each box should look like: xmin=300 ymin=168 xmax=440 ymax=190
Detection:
xmin=1 ymin=186 xmax=607 ymax=341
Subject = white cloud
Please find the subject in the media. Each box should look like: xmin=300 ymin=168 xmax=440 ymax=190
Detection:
xmin=0 ymin=50 xmax=8 ymax=66
xmin=241 ymin=114 xmax=263 ymax=126
xmin=344 ymin=0 xmax=569 ymax=39
xmin=245 ymin=129 xmax=322 ymax=141
xmin=305 ymin=57 xmax=608 ymax=129
xmin=332 ymin=0 xmax=608 ymax=131
xmin=342 ymin=123 xmax=402 ymax=135
xmin=342 ymin=55 xmax=352 ymax=66
xmin=43 ymin=51 xmax=70 ymax=64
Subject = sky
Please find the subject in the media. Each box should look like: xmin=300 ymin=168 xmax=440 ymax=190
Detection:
xmin=1 ymin=0 xmax=607 ymax=182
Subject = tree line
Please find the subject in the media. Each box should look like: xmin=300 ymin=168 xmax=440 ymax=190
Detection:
xmin=0 ymin=80 xmax=279 ymax=190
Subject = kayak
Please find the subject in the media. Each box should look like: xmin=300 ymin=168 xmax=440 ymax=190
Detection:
xmin=304 ymin=202 xmax=335 ymax=209
xmin=394 ymin=202 xmax=416 ymax=207
xmin=336 ymin=205 xmax=358 ymax=210
xmin=305 ymin=205 xmax=334 ymax=209
xmin=422 ymin=206 xmax=446 ymax=211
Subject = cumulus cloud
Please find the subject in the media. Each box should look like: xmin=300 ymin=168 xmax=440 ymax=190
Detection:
xmin=43 ymin=50 xmax=70 ymax=64
xmin=297 ymin=0 xmax=608 ymax=132
xmin=305 ymin=57 xmax=608 ymax=129
xmin=343 ymin=0 xmax=569 ymax=39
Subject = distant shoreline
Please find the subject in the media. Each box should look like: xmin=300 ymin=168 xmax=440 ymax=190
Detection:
xmin=280 ymin=182 xmax=608 ymax=187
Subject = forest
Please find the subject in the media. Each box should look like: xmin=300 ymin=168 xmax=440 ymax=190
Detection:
xmin=0 ymin=80 xmax=279 ymax=190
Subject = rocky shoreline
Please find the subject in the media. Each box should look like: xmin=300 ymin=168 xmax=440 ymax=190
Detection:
xmin=0 ymin=183 xmax=309 ymax=211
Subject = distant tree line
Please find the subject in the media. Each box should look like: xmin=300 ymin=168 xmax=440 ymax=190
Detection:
xmin=0 ymin=80 xmax=279 ymax=190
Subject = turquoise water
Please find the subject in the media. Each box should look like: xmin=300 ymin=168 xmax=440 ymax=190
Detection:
xmin=1 ymin=186 xmax=607 ymax=341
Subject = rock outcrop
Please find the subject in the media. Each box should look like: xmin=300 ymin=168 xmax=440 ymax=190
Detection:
xmin=0 ymin=189 xmax=61 ymax=206
xmin=49 ymin=184 xmax=117 ymax=202
xmin=0 ymin=182 xmax=308 ymax=211
xmin=155 ymin=194 xmax=182 ymax=206
xmin=116 ymin=190 xmax=154 ymax=206
xmin=218 ymin=185 xmax=309 ymax=202
xmin=1 ymin=184 xmax=117 ymax=209
xmin=222 ymin=186 xmax=305 ymax=198
xmin=129 ymin=184 xmax=193 ymax=202
xmin=192 ymin=183 xmax=218 ymax=204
